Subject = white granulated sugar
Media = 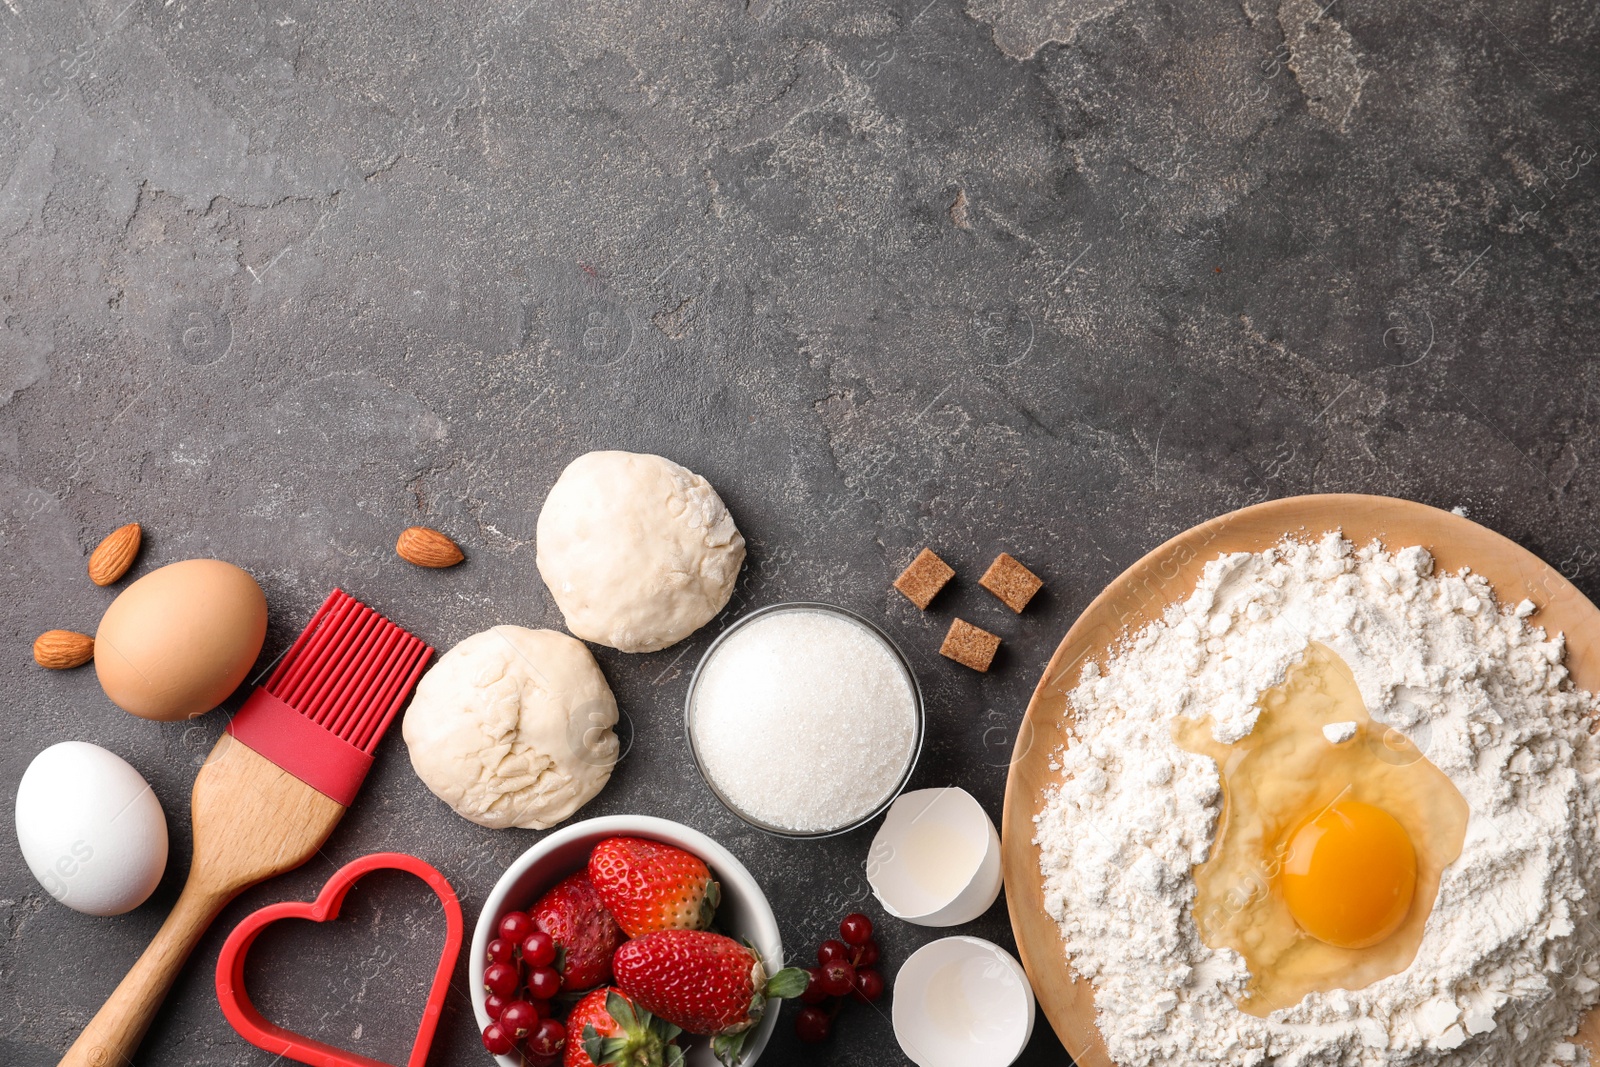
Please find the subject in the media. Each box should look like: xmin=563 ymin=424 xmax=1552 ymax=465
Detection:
xmin=691 ymin=609 xmax=917 ymax=833
xmin=1035 ymin=533 xmax=1600 ymax=1067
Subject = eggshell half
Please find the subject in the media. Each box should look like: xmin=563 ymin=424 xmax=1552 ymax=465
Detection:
xmin=15 ymin=741 xmax=169 ymax=916
xmin=94 ymin=558 xmax=268 ymax=721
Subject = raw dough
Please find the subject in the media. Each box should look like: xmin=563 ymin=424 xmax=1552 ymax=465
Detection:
xmin=536 ymin=451 xmax=745 ymax=653
xmin=402 ymin=626 xmax=619 ymax=830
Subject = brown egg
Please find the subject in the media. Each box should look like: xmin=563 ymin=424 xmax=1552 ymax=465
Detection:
xmin=94 ymin=559 xmax=268 ymax=722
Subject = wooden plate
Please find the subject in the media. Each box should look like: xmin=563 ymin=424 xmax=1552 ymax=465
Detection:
xmin=1000 ymin=493 xmax=1600 ymax=1063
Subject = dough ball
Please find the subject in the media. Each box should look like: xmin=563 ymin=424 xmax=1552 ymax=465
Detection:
xmin=402 ymin=626 xmax=619 ymax=830
xmin=537 ymin=451 xmax=745 ymax=653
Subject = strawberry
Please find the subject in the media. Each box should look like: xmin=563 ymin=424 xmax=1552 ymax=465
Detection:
xmin=612 ymin=930 xmax=809 ymax=1066
xmin=588 ymin=837 xmax=721 ymax=938
xmin=564 ymin=987 xmax=685 ymax=1067
xmin=531 ymin=871 xmax=626 ymax=991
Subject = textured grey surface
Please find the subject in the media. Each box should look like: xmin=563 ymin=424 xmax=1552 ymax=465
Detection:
xmin=1 ymin=0 xmax=1598 ymax=1064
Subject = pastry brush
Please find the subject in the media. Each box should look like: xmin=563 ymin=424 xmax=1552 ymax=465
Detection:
xmin=59 ymin=589 xmax=432 ymax=1067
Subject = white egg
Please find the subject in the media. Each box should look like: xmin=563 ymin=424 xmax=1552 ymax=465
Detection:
xmin=14 ymin=741 xmax=168 ymax=916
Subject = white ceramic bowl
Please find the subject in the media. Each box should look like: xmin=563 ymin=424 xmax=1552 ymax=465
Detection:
xmin=471 ymin=815 xmax=785 ymax=1067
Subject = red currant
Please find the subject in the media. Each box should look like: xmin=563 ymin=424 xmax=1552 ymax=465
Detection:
xmin=839 ymin=913 xmax=874 ymax=946
xmin=817 ymin=940 xmax=851 ymax=966
xmin=486 ymin=937 xmax=514 ymax=966
xmin=483 ymin=961 xmax=520 ymax=999
xmin=527 ymin=965 xmax=562 ymax=1000
xmin=819 ymin=959 xmax=856 ymax=998
xmin=484 ymin=993 xmax=510 ymax=1021
xmin=481 ymin=1021 xmax=515 ymax=1055
xmin=527 ymin=1017 xmax=567 ymax=1059
xmin=799 ymin=967 xmax=830 ymax=1005
xmin=498 ymin=910 xmax=534 ymax=943
xmin=795 ymin=1006 xmax=831 ymax=1043
xmin=521 ymin=930 xmax=557 ymax=968
xmin=853 ymin=967 xmax=885 ymax=1002
xmin=501 ymin=999 xmax=540 ymax=1040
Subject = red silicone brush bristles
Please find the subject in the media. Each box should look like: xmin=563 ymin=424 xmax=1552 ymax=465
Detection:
xmin=262 ymin=589 xmax=433 ymax=755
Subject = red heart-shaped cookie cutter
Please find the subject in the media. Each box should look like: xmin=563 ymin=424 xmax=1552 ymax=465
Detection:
xmin=216 ymin=852 xmax=464 ymax=1067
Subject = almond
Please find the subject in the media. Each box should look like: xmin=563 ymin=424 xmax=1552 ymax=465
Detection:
xmin=88 ymin=522 xmax=142 ymax=586
xmin=397 ymin=526 xmax=464 ymax=568
xmin=34 ymin=630 xmax=95 ymax=670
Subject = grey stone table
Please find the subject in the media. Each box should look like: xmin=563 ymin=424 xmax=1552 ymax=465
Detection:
xmin=1 ymin=0 xmax=1596 ymax=1064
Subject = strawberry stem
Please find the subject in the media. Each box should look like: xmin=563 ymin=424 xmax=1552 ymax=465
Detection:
xmin=765 ymin=967 xmax=811 ymax=1000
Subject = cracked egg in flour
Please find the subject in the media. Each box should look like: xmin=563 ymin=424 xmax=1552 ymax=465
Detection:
xmin=1174 ymin=641 xmax=1470 ymax=1016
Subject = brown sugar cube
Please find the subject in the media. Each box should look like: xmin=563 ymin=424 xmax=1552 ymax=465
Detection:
xmin=893 ymin=547 xmax=955 ymax=609
xmin=979 ymin=552 xmax=1043 ymax=614
xmin=940 ymin=618 xmax=1001 ymax=673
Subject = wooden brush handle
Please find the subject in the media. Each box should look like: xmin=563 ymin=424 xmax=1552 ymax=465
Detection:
xmin=58 ymin=879 xmax=233 ymax=1067
xmin=58 ymin=736 xmax=349 ymax=1067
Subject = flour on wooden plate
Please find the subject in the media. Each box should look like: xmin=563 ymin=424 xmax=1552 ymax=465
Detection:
xmin=1035 ymin=533 xmax=1600 ymax=1066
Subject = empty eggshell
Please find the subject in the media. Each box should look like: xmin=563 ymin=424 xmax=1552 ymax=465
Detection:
xmin=15 ymin=741 xmax=169 ymax=916
xmin=867 ymin=787 xmax=1003 ymax=927
xmin=892 ymin=936 xmax=1035 ymax=1067
xmin=94 ymin=558 xmax=268 ymax=721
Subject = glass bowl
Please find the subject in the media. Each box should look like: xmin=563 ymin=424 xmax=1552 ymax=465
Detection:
xmin=684 ymin=601 xmax=926 ymax=839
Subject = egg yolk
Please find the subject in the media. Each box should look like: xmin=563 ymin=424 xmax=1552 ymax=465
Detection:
xmin=1282 ymin=799 xmax=1417 ymax=950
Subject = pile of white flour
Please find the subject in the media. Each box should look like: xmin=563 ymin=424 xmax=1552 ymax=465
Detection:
xmin=1035 ymin=533 xmax=1600 ymax=1066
